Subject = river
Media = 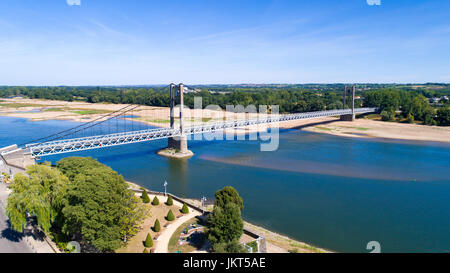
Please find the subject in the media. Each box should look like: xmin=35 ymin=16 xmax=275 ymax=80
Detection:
xmin=1 ymin=116 xmax=449 ymax=253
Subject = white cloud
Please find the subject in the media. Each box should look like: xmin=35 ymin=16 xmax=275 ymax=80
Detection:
xmin=66 ymin=0 xmax=81 ymax=6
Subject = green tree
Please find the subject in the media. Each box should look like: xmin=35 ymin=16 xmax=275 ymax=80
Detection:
xmin=152 ymin=196 xmax=159 ymax=206
xmin=207 ymin=203 xmax=243 ymax=252
xmin=214 ymin=186 xmax=244 ymax=211
xmin=144 ymin=233 xmax=153 ymax=248
xmin=437 ymin=107 xmax=450 ymax=126
xmin=166 ymin=195 xmax=173 ymax=206
xmin=166 ymin=209 xmax=175 ymax=221
xmin=57 ymin=157 xmax=104 ymax=181
xmin=62 ymin=164 xmax=145 ymax=252
xmin=213 ymin=240 xmax=245 ymax=253
xmin=381 ymin=109 xmax=395 ymax=121
xmin=153 ymin=219 xmax=161 ymax=232
xmin=6 ymin=164 xmax=69 ymax=233
xmin=181 ymin=203 xmax=189 ymax=214
xmin=141 ymin=190 xmax=150 ymax=204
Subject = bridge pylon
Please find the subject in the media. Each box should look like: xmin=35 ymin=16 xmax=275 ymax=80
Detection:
xmin=340 ymin=85 xmax=356 ymax=121
xmin=158 ymin=83 xmax=194 ymax=159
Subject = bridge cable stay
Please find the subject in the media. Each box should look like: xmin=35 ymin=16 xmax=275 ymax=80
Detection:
xmin=38 ymin=105 xmax=142 ymax=144
xmin=21 ymin=104 xmax=139 ymax=147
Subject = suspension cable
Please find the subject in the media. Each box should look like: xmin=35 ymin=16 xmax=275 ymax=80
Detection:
xmin=21 ymin=104 xmax=136 ymax=147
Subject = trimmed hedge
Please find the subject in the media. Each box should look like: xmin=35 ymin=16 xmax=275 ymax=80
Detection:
xmin=166 ymin=195 xmax=173 ymax=206
xmin=141 ymin=190 xmax=150 ymax=204
xmin=153 ymin=219 xmax=161 ymax=232
xmin=152 ymin=196 xmax=160 ymax=206
xmin=144 ymin=233 xmax=153 ymax=248
xmin=181 ymin=203 xmax=189 ymax=214
xmin=166 ymin=209 xmax=175 ymax=221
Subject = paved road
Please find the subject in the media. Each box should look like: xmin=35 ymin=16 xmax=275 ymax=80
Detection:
xmin=0 ymin=183 xmax=32 ymax=253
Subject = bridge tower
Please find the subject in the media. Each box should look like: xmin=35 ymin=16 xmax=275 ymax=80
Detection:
xmin=158 ymin=83 xmax=194 ymax=159
xmin=340 ymin=85 xmax=356 ymax=121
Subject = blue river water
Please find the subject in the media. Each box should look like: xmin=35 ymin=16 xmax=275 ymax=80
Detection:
xmin=1 ymin=116 xmax=449 ymax=253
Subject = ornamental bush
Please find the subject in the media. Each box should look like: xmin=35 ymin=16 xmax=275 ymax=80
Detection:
xmin=407 ymin=113 xmax=415 ymax=124
xmin=181 ymin=203 xmax=189 ymax=214
xmin=166 ymin=195 xmax=173 ymax=206
xmin=166 ymin=209 xmax=175 ymax=221
xmin=143 ymin=248 xmax=149 ymax=253
xmin=152 ymin=196 xmax=159 ymax=206
xmin=142 ymin=190 xmax=150 ymax=204
xmin=153 ymin=219 xmax=161 ymax=232
xmin=144 ymin=233 xmax=153 ymax=248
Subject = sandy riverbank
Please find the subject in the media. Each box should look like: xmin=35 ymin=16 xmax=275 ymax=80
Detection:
xmin=1 ymin=97 xmax=448 ymax=143
xmin=292 ymin=116 xmax=450 ymax=143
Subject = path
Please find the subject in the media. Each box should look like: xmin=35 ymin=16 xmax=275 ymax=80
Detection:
xmin=0 ymin=183 xmax=56 ymax=253
xmin=151 ymin=194 xmax=202 ymax=253
xmin=0 ymin=183 xmax=31 ymax=253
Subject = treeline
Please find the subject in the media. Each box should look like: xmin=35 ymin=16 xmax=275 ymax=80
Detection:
xmin=364 ymin=88 xmax=449 ymax=126
xmin=0 ymin=86 xmax=356 ymax=113
xmin=0 ymin=86 xmax=448 ymax=125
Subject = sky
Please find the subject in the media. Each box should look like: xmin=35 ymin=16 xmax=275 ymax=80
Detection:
xmin=0 ymin=0 xmax=449 ymax=85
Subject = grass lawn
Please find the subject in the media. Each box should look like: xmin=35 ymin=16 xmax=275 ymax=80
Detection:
xmin=44 ymin=108 xmax=65 ymax=112
xmin=70 ymin=109 xmax=112 ymax=115
xmin=168 ymin=218 xmax=204 ymax=253
xmin=0 ymin=103 xmax=48 ymax=108
xmin=315 ymin=126 xmax=333 ymax=131
xmin=116 ymin=194 xmax=181 ymax=253
xmin=350 ymin=126 xmax=370 ymax=131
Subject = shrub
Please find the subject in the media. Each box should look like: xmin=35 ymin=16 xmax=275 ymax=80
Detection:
xmin=166 ymin=209 xmax=175 ymax=221
xmin=143 ymin=248 xmax=149 ymax=253
xmin=153 ymin=219 xmax=161 ymax=232
xmin=381 ymin=110 xmax=395 ymax=121
xmin=288 ymin=248 xmax=299 ymax=253
xmin=407 ymin=113 xmax=414 ymax=124
xmin=166 ymin=195 xmax=173 ymax=206
xmin=181 ymin=203 xmax=189 ymax=214
xmin=144 ymin=233 xmax=153 ymax=248
xmin=152 ymin=196 xmax=159 ymax=206
xmin=141 ymin=190 xmax=150 ymax=204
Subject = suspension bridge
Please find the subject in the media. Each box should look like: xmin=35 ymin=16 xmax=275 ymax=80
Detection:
xmin=0 ymin=84 xmax=377 ymax=175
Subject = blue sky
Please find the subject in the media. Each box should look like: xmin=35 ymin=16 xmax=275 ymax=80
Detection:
xmin=0 ymin=0 xmax=449 ymax=85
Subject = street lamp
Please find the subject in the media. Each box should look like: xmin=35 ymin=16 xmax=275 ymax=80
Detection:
xmin=201 ymin=196 xmax=207 ymax=213
xmin=164 ymin=181 xmax=168 ymax=196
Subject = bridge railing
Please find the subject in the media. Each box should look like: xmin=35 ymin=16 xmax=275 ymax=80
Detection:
xmin=26 ymin=108 xmax=378 ymax=157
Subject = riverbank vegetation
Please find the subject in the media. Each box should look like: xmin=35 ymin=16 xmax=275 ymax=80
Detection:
xmin=6 ymin=157 xmax=149 ymax=253
xmin=207 ymin=186 xmax=245 ymax=253
xmin=1 ymin=84 xmax=449 ymax=126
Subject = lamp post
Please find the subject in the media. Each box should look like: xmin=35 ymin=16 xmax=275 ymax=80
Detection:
xmin=164 ymin=181 xmax=168 ymax=196
xmin=201 ymin=196 xmax=207 ymax=213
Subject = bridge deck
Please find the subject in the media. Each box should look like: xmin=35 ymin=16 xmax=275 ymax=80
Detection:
xmin=25 ymin=108 xmax=376 ymax=157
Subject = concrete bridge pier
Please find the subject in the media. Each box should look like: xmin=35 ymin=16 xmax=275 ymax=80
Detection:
xmin=340 ymin=85 xmax=356 ymax=121
xmin=158 ymin=83 xmax=194 ymax=159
